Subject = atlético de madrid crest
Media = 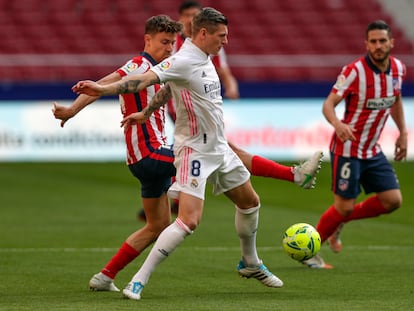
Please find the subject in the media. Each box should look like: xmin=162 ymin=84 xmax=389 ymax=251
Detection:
xmin=338 ymin=179 xmax=349 ymax=191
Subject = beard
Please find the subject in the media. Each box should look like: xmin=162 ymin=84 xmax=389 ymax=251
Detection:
xmin=369 ymin=49 xmax=390 ymax=64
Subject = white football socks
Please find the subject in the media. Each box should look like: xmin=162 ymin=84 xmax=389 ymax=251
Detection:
xmin=235 ymin=205 xmax=261 ymax=266
xmin=130 ymin=218 xmax=192 ymax=285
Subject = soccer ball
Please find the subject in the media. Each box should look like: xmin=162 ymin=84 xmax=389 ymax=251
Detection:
xmin=282 ymin=223 xmax=321 ymax=261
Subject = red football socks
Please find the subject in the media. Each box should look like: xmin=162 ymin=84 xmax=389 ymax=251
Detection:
xmin=317 ymin=196 xmax=388 ymax=242
xmin=251 ymin=155 xmax=294 ymax=182
xmin=316 ymin=205 xmax=345 ymax=242
xmin=344 ymin=195 xmax=388 ymax=222
xmin=101 ymin=242 xmax=140 ymax=279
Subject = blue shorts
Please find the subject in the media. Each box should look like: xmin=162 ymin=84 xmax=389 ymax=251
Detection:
xmin=128 ymin=146 xmax=176 ymax=198
xmin=330 ymin=152 xmax=400 ymax=199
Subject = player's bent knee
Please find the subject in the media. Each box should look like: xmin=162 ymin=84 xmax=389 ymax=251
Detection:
xmin=381 ymin=191 xmax=403 ymax=212
xmin=386 ymin=198 xmax=402 ymax=213
xmin=237 ymin=193 xmax=260 ymax=209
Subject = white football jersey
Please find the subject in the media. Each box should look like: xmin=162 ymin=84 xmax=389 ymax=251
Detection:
xmin=151 ymin=39 xmax=227 ymax=154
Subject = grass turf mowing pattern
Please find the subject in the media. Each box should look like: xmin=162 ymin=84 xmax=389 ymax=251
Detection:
xmin=0 ymin=161 xmax=413 ymax=310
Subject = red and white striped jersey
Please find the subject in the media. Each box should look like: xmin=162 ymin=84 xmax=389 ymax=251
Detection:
xmin=116 ymin=52 xmax=168 ymax=165
xmin=330 ymin=55 xmax=406 ymax=159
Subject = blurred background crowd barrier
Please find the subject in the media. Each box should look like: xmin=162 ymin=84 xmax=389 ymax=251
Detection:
xmin=1 ymin=0 xmax=413 ymax=161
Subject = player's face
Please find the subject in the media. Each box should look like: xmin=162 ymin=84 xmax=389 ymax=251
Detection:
xmin=179 ymin=7 xmax=201 ymax=37
xmin=205 ymin=24 xmax=228 ymax=56
xmin=146 ymin=32 xmax=176 ymax=63
xmin=365 ymin=29 xmax=393 ymax=64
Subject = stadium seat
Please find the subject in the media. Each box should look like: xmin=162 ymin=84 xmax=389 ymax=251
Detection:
xmin=45 ymin=0 xmax=78 ymax=11
xmin=8 ymin=0 xmax=44 ymax=11
xmin=0 ymin=0 xmax=413 ymax=82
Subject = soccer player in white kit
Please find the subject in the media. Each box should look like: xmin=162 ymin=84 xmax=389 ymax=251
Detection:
xmin=137 ymin=0 xmax=324 ymax=222
xmin=73 ymin=7 xmax=283 ymax=299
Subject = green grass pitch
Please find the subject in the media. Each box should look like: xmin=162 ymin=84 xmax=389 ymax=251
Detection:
xmin=0 ymin=160 xmax=413 ymax=310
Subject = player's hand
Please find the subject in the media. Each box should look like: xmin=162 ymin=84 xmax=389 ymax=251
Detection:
xmin=120 ymin=112 xmax=147 ymax=129
xmin=52 ymin=102 xmax=74 ymax=128
xmin=333 ymin=121 xmax=356 ymax=142
xmin=394 ymin=133 xmax=408 ymax=161
xmin=72 ymin=80 xmax=103 ymax=96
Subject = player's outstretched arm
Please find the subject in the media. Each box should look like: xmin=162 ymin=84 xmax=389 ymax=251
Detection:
xmin=72 ymin=71 xmax=160 ymax=97
xmin=54 ymin=72 xmax=122 ymax=127
xmin=52 ymin=97 xmax=98 ymax=128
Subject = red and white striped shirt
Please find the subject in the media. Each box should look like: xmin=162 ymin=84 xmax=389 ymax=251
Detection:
xmin=116 ymin=52 xmax=168 ymax=165
xmin=330 ymin=55 xmax=406 ymax=159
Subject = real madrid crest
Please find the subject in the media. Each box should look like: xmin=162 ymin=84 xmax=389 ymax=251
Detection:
xmin=190 ymin=179 xmax=198 ymax=188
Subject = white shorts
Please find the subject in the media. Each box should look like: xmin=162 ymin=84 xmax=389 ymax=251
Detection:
xmin=168 ymin=145 xmax=250 ymax=200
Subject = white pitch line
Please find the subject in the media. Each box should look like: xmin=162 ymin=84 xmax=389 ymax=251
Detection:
xmin=0 ymin=245 xmax=410 ymax=253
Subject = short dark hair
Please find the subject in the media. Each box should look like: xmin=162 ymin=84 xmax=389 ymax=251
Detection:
xmin=366 ymin=20 xmax=392 ymax=38
xmin=145 ymin=15 xmax=183 ymax=35
xmin=192 ymin=7 xmax=228 ymax=35
xmin=178 ymin=0 xmax=202 ymax=14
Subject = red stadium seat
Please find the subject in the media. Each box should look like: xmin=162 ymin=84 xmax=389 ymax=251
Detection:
xmin=0 ymin=0 xmax=413 ymax=82
xmin=45 ymin=0 xmax=78 ymax=12
xmin=8 ymin=0 xmax=43 ymax=12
